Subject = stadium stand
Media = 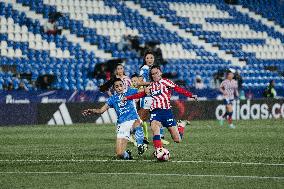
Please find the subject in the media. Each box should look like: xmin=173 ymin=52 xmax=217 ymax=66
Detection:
xmin=0 ymin=0 xmax=283 ymax=95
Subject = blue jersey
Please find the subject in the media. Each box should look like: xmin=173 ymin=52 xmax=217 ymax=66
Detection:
xmin=107 ymin=88 xmax=139 ymax=124
xmin=140 ymin=65 xmax=150 ymax=82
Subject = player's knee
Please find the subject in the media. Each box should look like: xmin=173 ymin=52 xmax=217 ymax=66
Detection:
xmin=151 ymin=125 xmax=160 ymax=135
xmin=132 ymin=119 xmax=142 ymax=128
xmin=116 ymin=148 xmax=124 ymax=157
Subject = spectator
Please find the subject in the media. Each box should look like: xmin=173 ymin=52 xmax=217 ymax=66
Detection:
xmin=37 ymin=75 xmax=54 ymax=90
xmin=7 ymin=82 xmax=14 ymax=90
xmin=129 ymin=35 xmax=141 ymax=53
xmin=44 ymin=13 xmax=63 ymax=35
xmin=30 ymin=80 xmax=37 ymax=91
xmin=195 ymin=75 xmax=206 ymax=89
xmin=263 ymin=80 xmax=277 ymax=98
xmin=213 ymin=69 xmax=226 ymax=88
xmin=234 ymin=70 xmax=243 ymax=89
xmin=117 ymin=35 xmax=131 ymax=51
xmin=44 ymin=19 xmax=57 ymax=35
xmin=17 ymin=80 xmax=29 ymax=91
xmin=94 ymin=64 xmax=110 ymax=81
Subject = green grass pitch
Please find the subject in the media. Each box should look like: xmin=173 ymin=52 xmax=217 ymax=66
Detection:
xmin=0 ymin=119 xmax=284 ymax=189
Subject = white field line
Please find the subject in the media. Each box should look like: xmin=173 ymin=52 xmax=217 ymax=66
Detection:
xmin=0 ymin=159 xmax=284 ymax=166
xmin=0 ymin=171 xmax=283 ymax=179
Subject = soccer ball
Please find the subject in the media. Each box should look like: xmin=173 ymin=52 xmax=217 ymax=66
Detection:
xmin=155 ymin=147 xmax=170 ymax=161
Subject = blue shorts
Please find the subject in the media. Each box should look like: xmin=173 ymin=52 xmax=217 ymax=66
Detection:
xmin=150 ymin=109 xmax=177 ymax=127
xmin=224 ymin=99 xmax=234 ymax=105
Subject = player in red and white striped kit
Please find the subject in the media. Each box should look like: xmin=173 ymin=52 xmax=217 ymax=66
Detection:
xmin=219 ymin=69 xmax=239 ymax=128
xmin=123 ymin=65 xmax=197 ymax=150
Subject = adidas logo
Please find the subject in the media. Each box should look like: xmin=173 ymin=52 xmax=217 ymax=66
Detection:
xmin=47 ymin=103 xmax=73 ymax=125
xmin=95 ymin=108 xmax=117 ymax=124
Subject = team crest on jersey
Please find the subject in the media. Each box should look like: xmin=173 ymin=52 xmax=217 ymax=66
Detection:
xmin=117 ymin=95 xmax=126 ymax=107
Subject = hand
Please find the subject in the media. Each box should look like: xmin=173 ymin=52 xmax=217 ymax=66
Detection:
xmin=144 ymin=86 xmax=151 ymax=95
xmin=82 ymin=109 xmax=95 ymax=116
xmin=121 ymin=97 xmax=127 ymax=103
xmin=107 ymin=90 xmax=112 ymax=97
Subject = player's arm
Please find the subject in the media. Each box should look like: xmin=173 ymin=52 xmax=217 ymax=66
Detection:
xmin=122 ymin=91 xmax=147 ymax=102
xmin=82 ymin=104 xmax=109 ymax=116
xmin=137 ymin=81 xmax=151 ymax=87
xmin=173 ymin=85 xmax=197 ymax=100
xmin=164 ymin=79 xmax=197 ymax=100
xmin=219 ymin=82 xmax=226 ymax=96
xmin=219 ymin=87 xmax=226 ymax=95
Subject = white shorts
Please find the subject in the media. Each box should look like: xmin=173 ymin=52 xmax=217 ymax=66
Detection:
xmin=116 ymin=120 xmax=135 ymax=140
xmin=140 ymin=96 xmax=152 ymax=110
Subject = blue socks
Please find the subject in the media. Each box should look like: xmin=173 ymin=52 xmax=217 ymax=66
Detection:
xmin=134 ymin=126 xmax=144 ymax=145
xmin=160 ymin=127 xmax=164 ymax=138
xmin=123 ymin=151 xmax=130 ymax=159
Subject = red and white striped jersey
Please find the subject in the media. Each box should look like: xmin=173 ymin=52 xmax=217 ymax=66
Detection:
xmin=121 ymin=76 xmax=132 ymax=90
xmin=220 ymin=79 xmax=238 ymax=99
xmin=149 ymin=78 xmax=193 ymax=110
xmin=149 ymin=78 xmax=174 ymax=110
xmin=126 ymin=78 xmax=193 ymax=110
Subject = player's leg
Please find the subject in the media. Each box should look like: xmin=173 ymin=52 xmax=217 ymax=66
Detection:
xmin=116 ymin=122 xmax=133 ymax=159
xmin=132 ymin=119 xmax=147 ymax=155
xmin=142 ymin=121 xmax=149 ymax=143
xmin=177 ymin=120 xmax=190 ymax=139
xmin=140 ymin=97 xmax=169 ymax=145
xmin=227 ymin=103 xmax=235 ymax=128
xmin=219 ymin=99 xmax=229 ymax=126
xmin=138 ymin=108 xmax=149 ymax=142
xmin=150 ymin=120 xmax=163 ymax=149
xmin=168 ymin=127 xmax=181 ymax=143
xmin=162 ymin=110 xmax=182 ymax=142
xmin=116 ymin=138 xmax=132 ymax=159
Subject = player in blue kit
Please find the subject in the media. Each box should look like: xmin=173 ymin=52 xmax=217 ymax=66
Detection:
xmin=82 ymin=78 xmax=145 ymax=159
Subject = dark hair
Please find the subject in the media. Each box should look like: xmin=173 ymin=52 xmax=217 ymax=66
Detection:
xmin=140 ymin=50 xmax=155 ymax=69
xmin=149 ymin=65 xmax=162 ymax=81
xmin=112 ymin=78 xmax=123 ymax=86
xmin=114 ymin=63 xmax=126 ymax=76
xmin=99 ymin=77 xmax=123 ymax=92
xmin=131 ymin=73 xmax=139 ymax=79
xmin=150 ymin=65 xmax=161 ymax=71
xmin=226 ymin=69 xmax=233 ymax=74
xmin=226 ymin=69 xmax=234 ymax=78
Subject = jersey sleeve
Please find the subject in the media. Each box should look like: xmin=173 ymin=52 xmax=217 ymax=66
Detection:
xmin=173 ymin=85 xmax=193 ymax=97
xmin=127 ymin=88 xmax=139 ymax=95
xmin=126 ymin=91 xmax=147 ymax=100
xmin=106 ymin=96 xmax=114 ymax=108
xmin=161 ymin=78 xmax=176 ymax=88
xmin=124 ymin=76 xmax=132 ymax=87
xmin=162 ymin=78 xmax=193 ymax=97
